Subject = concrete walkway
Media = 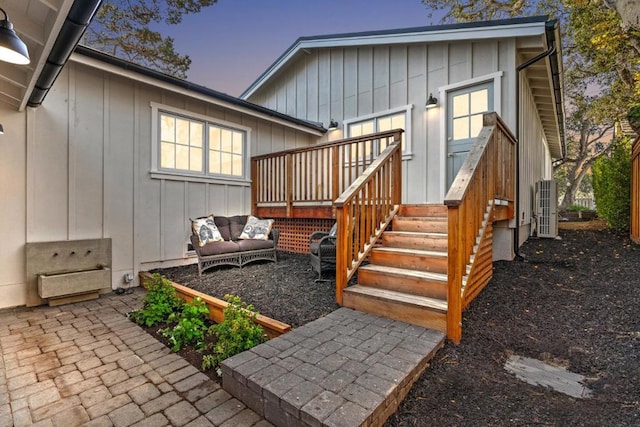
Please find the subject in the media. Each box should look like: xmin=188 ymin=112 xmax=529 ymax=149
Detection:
xmin=0 ymin=289 xmax=268 ymax=427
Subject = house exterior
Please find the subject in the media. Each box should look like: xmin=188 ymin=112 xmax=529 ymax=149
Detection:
xmin=0 ymin=6 xmax=564 ymax=311
xmin=241 ymin=16 xmax=565 ymax=260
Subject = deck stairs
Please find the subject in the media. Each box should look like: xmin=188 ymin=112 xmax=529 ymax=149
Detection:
xmin=343 ymin=204 xmax=480 ymax=333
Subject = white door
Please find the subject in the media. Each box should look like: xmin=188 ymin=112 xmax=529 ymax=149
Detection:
xmin=447 ymin=83 xmax=493 ymax=188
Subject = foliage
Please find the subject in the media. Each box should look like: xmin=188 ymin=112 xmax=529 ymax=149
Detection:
xmin=129 ymin=274 xmax=183 ymax=327
xmin=83 ymin=0 xmax=217 ymax=78
xmin=161 ymin=297 xmax=210 ymax=352
xmin=627 ymin=104 xmax=640 ymax=131
xmin=202 ymin=295 xmax=267 ymax=375
xmin=593 ymin=138 xmax=632 ymax=230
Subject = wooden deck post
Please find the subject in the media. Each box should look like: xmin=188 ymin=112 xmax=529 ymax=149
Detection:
xmin=286 ymin=153 xmax=293 ymax=217
xmin=447 ymin=205 xmax=463 ymax=344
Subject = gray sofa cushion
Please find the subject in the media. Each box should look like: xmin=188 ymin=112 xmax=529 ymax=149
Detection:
xmin=199 ymin=241 xmax=240 ymax=256
xmin=237 ymin=239 xmax=274 ymax=251
xmin=213 ymin=216 xmax=232 ymax=241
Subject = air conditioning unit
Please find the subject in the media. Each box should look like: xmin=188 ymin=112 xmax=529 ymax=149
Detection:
xmin=535 ymin=180 xmax=558 ymax=238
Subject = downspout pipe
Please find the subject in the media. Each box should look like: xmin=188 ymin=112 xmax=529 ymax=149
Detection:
xmin=514 ymin=22 xmax=558 ymax=259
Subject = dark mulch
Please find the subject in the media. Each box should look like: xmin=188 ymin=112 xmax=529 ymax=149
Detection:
xmin=151 ymin=226 xmax=639 ymax=426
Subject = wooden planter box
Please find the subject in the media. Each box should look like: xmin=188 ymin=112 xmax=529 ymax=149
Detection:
xmin=138 ymin=272 xmax=291 ymax=338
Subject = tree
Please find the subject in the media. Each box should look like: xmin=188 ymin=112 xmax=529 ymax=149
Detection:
xmin=593 ymin=137 xmax=632 ymax=230
xmin=83 ymin=0 xmax=217 ymax=78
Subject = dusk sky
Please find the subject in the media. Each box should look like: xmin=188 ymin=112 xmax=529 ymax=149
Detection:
xmin=159 ymin=0 xmax=439 ymax=96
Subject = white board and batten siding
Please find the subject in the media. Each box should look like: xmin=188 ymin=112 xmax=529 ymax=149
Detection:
xmin=247 ymin=39 xmax=519 ymax=205
xmin=0 ymin=61 xmax=315 ymax=308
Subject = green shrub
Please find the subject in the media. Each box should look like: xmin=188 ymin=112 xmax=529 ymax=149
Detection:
xmin=202 ymin=294 xmax=267 ymax=375
xmin=129 ymin=274 xmax=183 ymax=327
xmin=593 ymin=138 xmax=631 ymax=231
xmin=161 ymin=297 xmax=210 ymax=352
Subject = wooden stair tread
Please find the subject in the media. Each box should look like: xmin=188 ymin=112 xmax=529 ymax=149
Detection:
xmin=345 ymin=285 xmax=448 ymax=312
xmin=395 ymin=216 xmax=447 ymax=221
xmin=372 ymin=247 xmax=447 ymax=257
xmin=359 ymin=264 xmax=447 ymax=282
xmin=384 ymin=231 xmax=447 ymax=238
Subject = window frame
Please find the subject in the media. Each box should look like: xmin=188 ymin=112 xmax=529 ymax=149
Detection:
xmin=150 ymin=103 xmax=252 ymax=185
xmin=342 ymin=104 xmax=414 ymax=161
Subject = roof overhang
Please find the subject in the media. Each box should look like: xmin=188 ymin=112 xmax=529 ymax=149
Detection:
xmin=517 ymin=20 xmax=565 ymax=158
xmin=0 ymin=0 xmax=101 ymax=111
xmin=71 ymin=47 xmax=325 ymax=136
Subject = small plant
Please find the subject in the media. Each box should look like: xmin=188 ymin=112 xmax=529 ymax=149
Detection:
xmin=202 ymin=294 xmax=267 ymax=375
xmin=161 ymin=297 xmax=210 ymax=352
xmin=129 ymin=274 xmax=183 ymax=327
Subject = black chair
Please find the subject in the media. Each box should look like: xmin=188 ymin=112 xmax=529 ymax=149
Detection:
xmin=309 ymin=223 xmax=337 ymax=282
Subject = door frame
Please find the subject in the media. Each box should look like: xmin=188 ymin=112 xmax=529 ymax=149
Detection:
xmin=438 ymin=71 xmax=503 ymax=200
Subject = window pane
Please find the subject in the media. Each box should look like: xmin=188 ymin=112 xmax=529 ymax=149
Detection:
xmin=176 ymin=145 xmax=189 ymax=170
xmin=190 ymin=122 xmax=203 ymax=147
xmin=391 ymin=114 xmax=405 ymax=130
xmin=470 ymin=89 xmax=488 ymax=114
xmin=362 ymin=121 xmax=375 ymax=135
xmin=176 ymin=119 xmax=190 ymax=145
xmin=209 ymin=126 xmax=221 ymax=150
xmin=452 ymin=93 xmax=469 ymax=117
xmin=209 ymin=151 xmax=220 ymax=174
xmin=378 ymin=117 xmax=391 ymax=131
xmin=220 ymin=153 xmax=232 ymax=175
xmin=470 ymin=114 xmax=484 ymax=138
xmin=452 ymin=117 xmax=469 ymax=140
xmin=232 ymin=154 xmax=243 ymax=176
xmin=221 ymin=129 xmax=232 ymax=152
xmin=190 ymin=147 xmax=202 ymax=172
xmin=349 ymin=123 xmax=362 ymax=137
xmin=161 ymin=142 xmax=175 ymax=168
xmin=232 ymin=132 xmax=243 ymax=154
xmin=161 ymin=115 xmax=175 ymax=143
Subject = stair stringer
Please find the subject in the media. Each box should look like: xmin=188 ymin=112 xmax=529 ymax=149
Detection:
xmin=461 ymin=201 xmax=495 ymax=309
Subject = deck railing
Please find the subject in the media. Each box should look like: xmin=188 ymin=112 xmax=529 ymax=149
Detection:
xmin=334 ymin=131 xmax=403 ymax=304
xmin=444 ymin=112 xmax=516 ymax=343
xmin=631 ymin=136 xmax=640 ymax=244
xmin=251 ymin=130 xmax=402 ymax=218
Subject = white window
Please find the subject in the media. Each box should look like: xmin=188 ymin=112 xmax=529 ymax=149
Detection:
xmin=151 ymin=104 xmax=250 ymax=183
xmin=343 ymin=105 xmax=413 ymax=159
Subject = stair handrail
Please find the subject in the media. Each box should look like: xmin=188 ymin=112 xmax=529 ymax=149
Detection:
xmin=333 ymin=130 xmax=403 ymax=305
xmin=444 ymin=112 xmax=516 ymax=343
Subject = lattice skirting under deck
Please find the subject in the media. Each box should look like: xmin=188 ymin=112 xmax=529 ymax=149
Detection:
xmin=274 ymin=218 xmax=334 ymax=253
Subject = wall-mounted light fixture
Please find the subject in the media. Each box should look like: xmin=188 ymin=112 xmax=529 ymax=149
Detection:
xmin=328 ymin=119 xmax=339 ymax=130
xmin=425 ymin=93 xmax=438 ymax=109
xmin=0 ymin=8 xmax=30 ymax=65
xmin=0 ymin=123 xmax=4 ymax=134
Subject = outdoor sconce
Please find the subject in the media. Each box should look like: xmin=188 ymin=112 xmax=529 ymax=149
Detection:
xmin=426 ymin=93 xmax=438 ymax=109
xmin=328 ymin=119 xmax=339 ymax=130
xmin=0 ymin=123 xmax=4 ymax=134
xmin=0 ymin=7 xmax=30 ymax=65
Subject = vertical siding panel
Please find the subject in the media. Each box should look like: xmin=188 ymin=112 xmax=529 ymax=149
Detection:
xmin=358 ymin=47 xmax=373 ymax=116
xmin=344 ymin=48 xmax=358 ymax=119
xmin=472 ymin=42 xmax=496 ymax=78
xmin=318 ymin=50 xmax=331 ymax=125
xmin=373 ymin=46 xmax=389 ymax=111
xmin=29 ymin=68 xmax=70 ymax=241
xmin=448 ymin=42 xmax=470 ymax=84
xmin=286 ymin=73 xmax=296 ymax=117
xmin=105 ymin=76 xmax=135 ymax=282
xmin=307 ymin=52 xmax=319 ymax=121
xmin=330 ymin=49 xmax=344 ymax=122
xmin=74 ymin=69 xmax=105 ymax=239
xmin=296 ymin=61 xmax=308 ymax=119
xmin=427 ymin=44 xmax=448 ymax=203
xmin=163 ymin=180 xmax=184 ymax=260
xmin=390 ymin=45 xmax=408 ymax=108
xmin=407 ymin=44 xmax=427 ymax=203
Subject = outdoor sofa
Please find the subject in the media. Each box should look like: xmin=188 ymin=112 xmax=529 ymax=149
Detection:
xmin=190 ymin=215 xmax=278 ymax=276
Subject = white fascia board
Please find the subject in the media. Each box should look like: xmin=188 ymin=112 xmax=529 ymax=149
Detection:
xmin=241 ymin=21 xmax=547 ymax=100
xmin=69 ymin=53 xmax=324 ymax=137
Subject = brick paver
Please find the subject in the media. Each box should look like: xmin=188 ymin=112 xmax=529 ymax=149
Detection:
xmin=0 ymin=288 xmax=445 ymax=427
xmin=0 ymin=290 xmax=265 ymax=427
